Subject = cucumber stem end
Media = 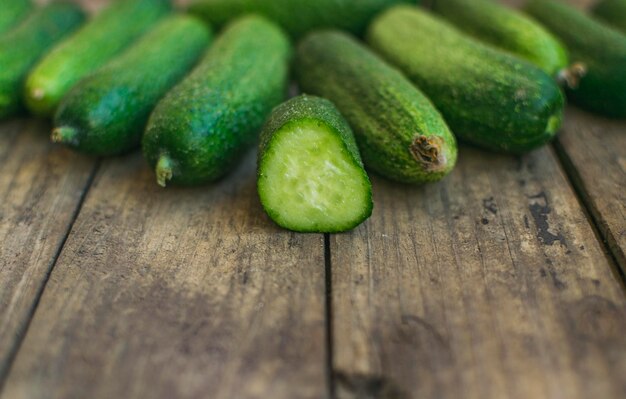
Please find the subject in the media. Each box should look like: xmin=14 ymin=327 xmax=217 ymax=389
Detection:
xmin=410 ymin=135 xmax=447 ymax=173
xmin=557 ymin=62 xmax=587 ymax=89
xmin=51 ymin=127 xmax=77 ymax=145
xmin=156 ymin=155 xmax=174 ymax=188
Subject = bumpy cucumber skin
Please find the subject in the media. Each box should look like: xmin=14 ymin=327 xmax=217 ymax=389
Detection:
xmin=188 ymin=0 xmax=413 ymax=38
xmin=53 ymin=16 xmax=212 ymax=156
xmin=0 ymin=0 xmax=32 ymax=35
xmin=295 ymin=31 xmax=457 ymax=184
xmin=525 ymin=0 xmax=626 ymax=118
xmin=432 ymin=0 xmax=568 ymax=77
xmin=594 ymin=0 xmax=626 ymax=32
xmin=258 ymin=95 xmax=373 ymax=233
xmin=367 ymin=6 xmax=565 ymax=153
xmin=142 ymin=16 xmax=291 ymax=186
xmin=0 ymin=3 xmax=84 ymax=120
xmin=24 ymin=0 xmax=170 ymax=117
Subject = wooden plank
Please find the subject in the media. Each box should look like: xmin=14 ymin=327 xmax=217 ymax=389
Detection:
xmin=331 ymin=145 xmax=626 ymax=399
xmin=557 ymin=108 xmax=626 ymax=273
xmin=0 ymin=120 xmax=96 ymax=380
xmin=1 ymin=153 xmax=328 ymax=399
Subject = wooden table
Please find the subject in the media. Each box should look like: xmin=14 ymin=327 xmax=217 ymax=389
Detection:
xmin=1 ymin=1 xmax=625 ymax=398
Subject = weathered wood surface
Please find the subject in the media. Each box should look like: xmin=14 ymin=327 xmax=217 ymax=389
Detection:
xmin=0 ymin=120 xmax=96 ymax=380
xmin=1 ymin=153 xmax=327 ymax=399
xmin=512 ymin=0 xmax=626 ymax=272
xmin=331 ymin=144 xmax=626 ymax=399
xmin=1 ymin=1 xmax=625 ymax=398
xmin=557 ymin=108 xmax=626 ymax=273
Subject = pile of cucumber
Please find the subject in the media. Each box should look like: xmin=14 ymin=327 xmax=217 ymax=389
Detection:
xmin=1 ymin=0 xmax=625 ymax=233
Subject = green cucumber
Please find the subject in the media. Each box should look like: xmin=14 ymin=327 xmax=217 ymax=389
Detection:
xmin=52 ymin=16 xmax=211 ymax=156
xmin=594 ymin=0 xmax=626 ymax=32
xmin=367 ymin=6 xmax=565 ymax=153
xmin=431 ymin=0 xmax=569 ymax=77
xmin=24 ymin=0 xmax=170 ymax=117
xmin=188 ymin=0 xmax=412 ymax=39
xmin=142 ymin=16 xmax=290 ymax=187
xmin=258 ymin=95 xmax=373 ymax=233
xmin=295 ymin=31 xmax=457 ymax=184
xmin=0 ymin=0 xmax=32 ymax=35
xmin=525 ymin=0 xmax=626 ymax=118
xmin=0 ymin=3 xmax=84 ymax=120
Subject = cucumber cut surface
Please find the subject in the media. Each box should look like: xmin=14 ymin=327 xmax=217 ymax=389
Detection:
xmin=259 ymin=120 xmax=372 ymax=233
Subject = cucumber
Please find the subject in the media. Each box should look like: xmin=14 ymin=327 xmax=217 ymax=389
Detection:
xmin=295 ymin=31 xmax=457 ymax=184
xmin=142 ymin=16 xmax=291 ymax=187
xmin=258 ymin=95 xmax=373 ymax=233
xmin=188 ymin=0 xmax=412 ymax=39
xmin=0 ymin=0 xmax=32 ymax=35
xmin=431 ymin=0 xmax=569 ymax=77
xmin=0 ymin=3 xmax=84 ymax=120
xmin=594 ymin=0 xmax=626 ymax=32
xmin=525 ymin=0 xmax=626 ymax=118
xmin=367 ymin=6 xmax=565 ymax=153
xmin=52 ymin=16 xmax=211 ymax=156
xmin=24 ymin=0 xmax=170 ymax=117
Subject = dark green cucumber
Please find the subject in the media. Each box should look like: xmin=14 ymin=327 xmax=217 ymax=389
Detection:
xmin=367 ymin=6 xmax=565 ymax=153
xmin=258 ymin=95 xmax=373 ymax=233
xmin=431 ymin=0 xmax=569 ymax=77
xmin=24 ymin=0 xmax=170 ymax=117
xmin=52 ymin=16 xmax=212 ymax=156
xmin=0 ymin=0 xmax=32 ymax=35
xmin=142 ymin=16 xmax=291 ymax=187
xmin=188 ymin=0 xmax=412 ymax=39
xmin=295 ymin=31 xmax=457 ymax=184
xmin=594 ymin=0 xmax=626 ymax=32
xmin=0 ymin=3 xmax=84 ymax=120
xmin=525 ymin=0 xmax=626 ymax=118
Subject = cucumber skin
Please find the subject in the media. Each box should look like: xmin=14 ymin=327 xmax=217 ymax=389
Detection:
xmin=0 ymin=0 xmax=32 ymax=35
xmin=188 ymin=0 xmax=413 ymax=39
xmin=525 ymin=0 xmax=626 ymax=118
xmin=295 ymin=31 xmax=457 ymax=184
xmin=142 ymin=16 xmax=291 ymax=186
xmin=0 ymin=3 xmax=84 ymax=120
xmin=432 ymin=0 xmax=568 ymax=77
xmin=258 ymin=95 xmax=373 ymax=233
xmin=53 ymin=16 xmax=212 ymax=156
xmin=367 ymin=6 xmax=565 ymax=153
xmin=24 ymin=0 xmax=170 ymax=117
xmin=594 ymin=0 xmax=626 ymax=32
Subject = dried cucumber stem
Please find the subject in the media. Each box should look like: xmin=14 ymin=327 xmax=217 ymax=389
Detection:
xmin=156 ymin=154 xmax=174 ymax=187
xmin=557 ymin=62 xmax=587 ymax=89
xmin=51 ymin=126 xmax=78 ymax=145
xmin=410 ymin=135 xmax=446 ymax=172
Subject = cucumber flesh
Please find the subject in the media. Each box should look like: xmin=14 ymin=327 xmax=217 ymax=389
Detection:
xmin=259 ymin=120 xmax=372 ymax=233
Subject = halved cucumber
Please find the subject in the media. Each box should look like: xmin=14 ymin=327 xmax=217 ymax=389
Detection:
xmin=258 ymin=95 xmax=373 ymax=233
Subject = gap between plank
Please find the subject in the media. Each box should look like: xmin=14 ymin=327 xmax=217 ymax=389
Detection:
xmin=324 ymin=233 xmax=336 ymax=399
xmin=0 ymin=160 xmax=101 ymax=393
xmin=551 ymin=141 xmax=626 ymax=292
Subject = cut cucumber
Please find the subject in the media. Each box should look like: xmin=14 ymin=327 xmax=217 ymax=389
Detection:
xmin=258 ymin=95 xmax=373 ymax=233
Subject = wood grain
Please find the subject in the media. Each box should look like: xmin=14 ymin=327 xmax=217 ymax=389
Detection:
xmin=556 ymin=108 xmax=626 ymax=273
xmin=0 ymin=120 xmax=96 ymax=380
xmin=1 ymin=153 xmax=327 ymax=399
xmin=331 ymin=145 xmax=626 ymax=399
